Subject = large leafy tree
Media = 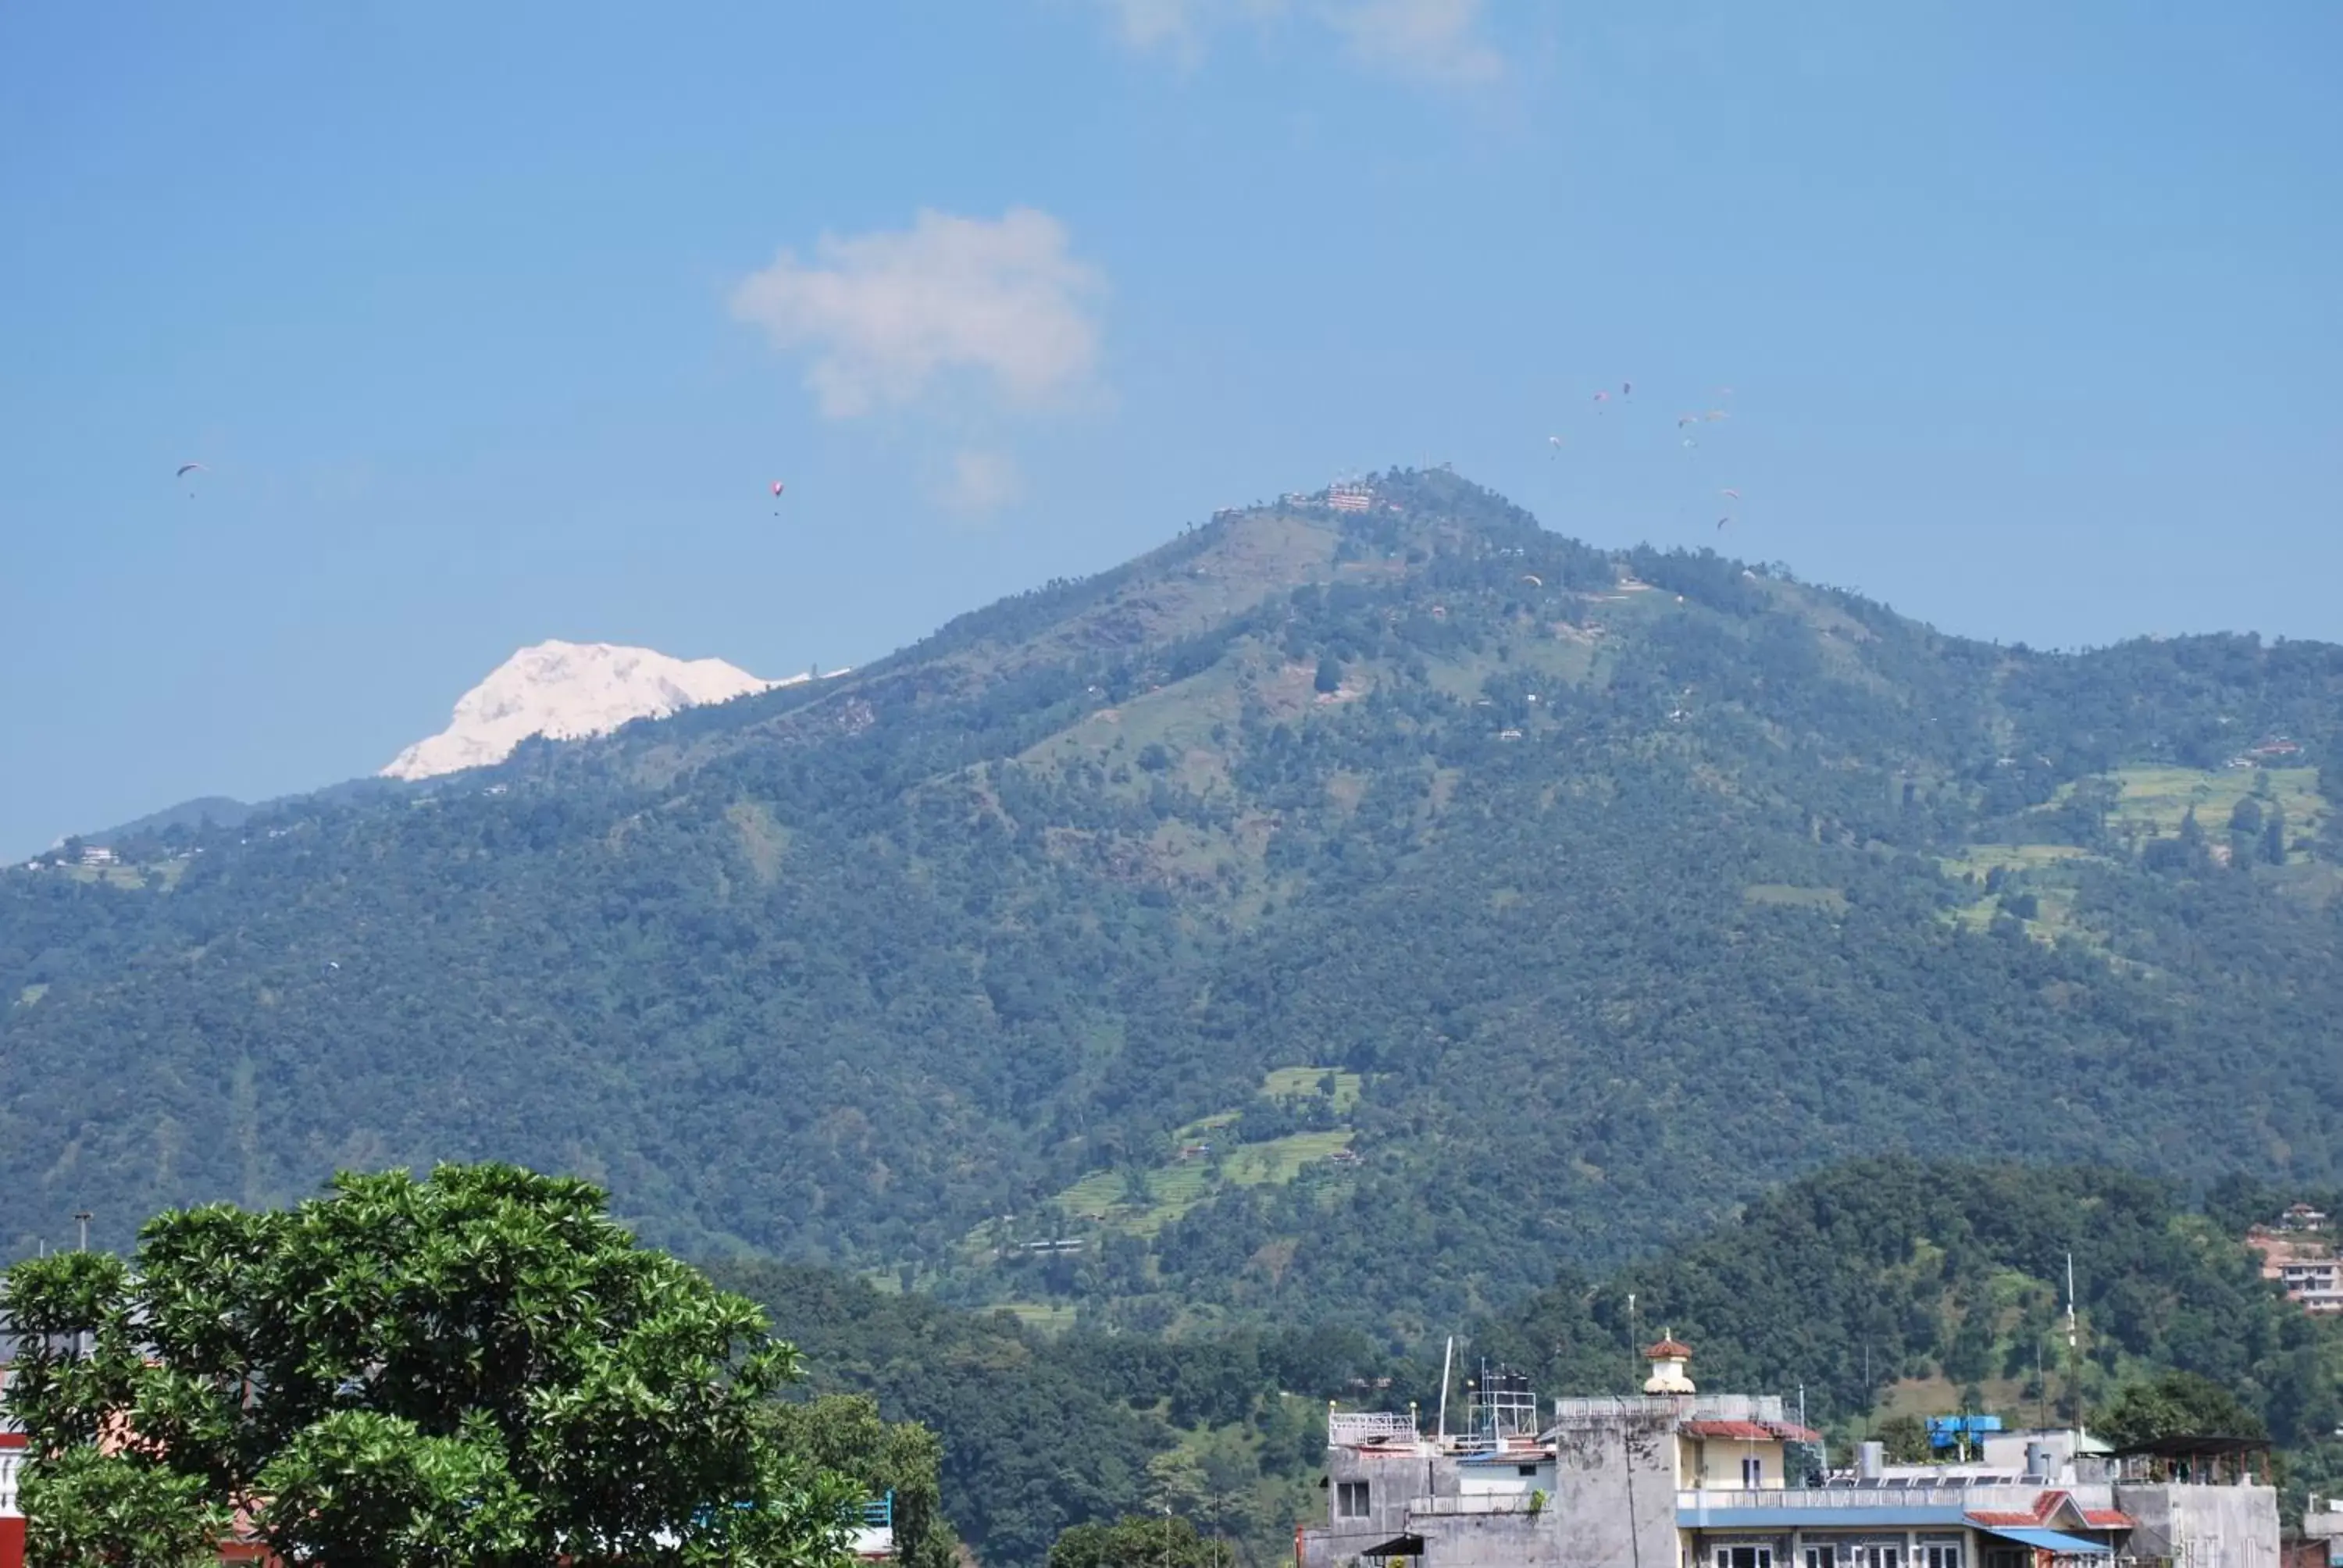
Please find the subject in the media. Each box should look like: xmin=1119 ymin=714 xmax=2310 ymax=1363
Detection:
xmin=2 ymin=1163 xmax=860 ymax=1567
xmin=2096 ymin=1370 xmax=2272 ymax=1449
xmin=1047 ymin=1513 xmax=1218 ymax=1568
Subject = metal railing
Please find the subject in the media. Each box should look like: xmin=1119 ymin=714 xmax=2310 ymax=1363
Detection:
xmin=1553 ymin=1394 xmax=1788 ymax=1424
xmin=1330 ymin=1412 xmax=1420 ymax=1445
xmin=1675 ymin=1484 xmax=2061 ymax=1513
xmin=1410 ymin=1495 xmax=1545 ymax=1516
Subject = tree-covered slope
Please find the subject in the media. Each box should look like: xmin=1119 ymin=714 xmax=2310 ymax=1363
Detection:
xmin=729 ymin=1160 xmax=2343 ymax=1567
xmin=5 ymin=469 xmax=2341 ymax=1332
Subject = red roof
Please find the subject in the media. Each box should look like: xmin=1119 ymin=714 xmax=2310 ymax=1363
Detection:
xmin=1963 ymin=1492 xmax=2131 ymax=1534
xmin=1645 ymin=1337 xmax=1694 ymax=1359
xmin=1678 ymin=1419 xmax=1821 ymax=1442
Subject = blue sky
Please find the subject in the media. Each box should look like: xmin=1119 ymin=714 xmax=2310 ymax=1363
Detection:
xmin=2 ymin=1 xmax=2337 ymax=856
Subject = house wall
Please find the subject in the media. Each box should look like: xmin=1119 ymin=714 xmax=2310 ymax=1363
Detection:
xmin=1410 ymin=1511 xmax=1560 ymax=1568
xmin=2117 ymin=1482 xmax=2281 ymax=1568
xmin=1550 ymin=1413 xmax=1680 ymax=1568
xmin=1302 ymin=1445 xmax=1453 ymax=1568
xmin=1678 ymin=1437 xmax=1790 ymax=1491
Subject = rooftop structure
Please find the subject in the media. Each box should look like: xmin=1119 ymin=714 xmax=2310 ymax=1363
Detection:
xmin=1300 ymin=1338 xmax=2278 ymax=1568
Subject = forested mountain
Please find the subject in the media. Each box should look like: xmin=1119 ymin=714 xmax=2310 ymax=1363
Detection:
xmin=5 ymin=469 xmax=2342 ymax=1335
xmin=733 ymin=1159 xmax=2343 ymax=1568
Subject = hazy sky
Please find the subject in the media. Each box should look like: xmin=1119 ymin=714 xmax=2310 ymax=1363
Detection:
xmin=4 ymin=2 xmax=2338 ymax=856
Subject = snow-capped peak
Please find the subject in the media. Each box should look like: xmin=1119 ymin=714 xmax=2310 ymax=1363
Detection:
xmin=382 ymin=640 xmax=793 ymax=781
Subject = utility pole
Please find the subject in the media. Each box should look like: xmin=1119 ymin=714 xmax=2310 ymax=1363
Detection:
xmin=73 ymin=1210 xmax=91 ymax=1251
xmin=2067 ymin=1252 xmax=2087 ymax=1441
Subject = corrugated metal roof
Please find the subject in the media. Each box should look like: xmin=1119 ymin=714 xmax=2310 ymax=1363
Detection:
xmin=1977 ymin=1527 xmax=2113 ymax=1557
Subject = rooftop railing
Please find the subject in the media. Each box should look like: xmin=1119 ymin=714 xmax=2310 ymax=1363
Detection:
xmin=1329 ymin=1412 xmax=1420 ymax=1445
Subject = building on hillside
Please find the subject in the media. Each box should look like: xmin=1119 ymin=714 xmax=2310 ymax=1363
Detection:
xmin=1328 ymin=483 xmax=1374 ymax=513
xmin=2246 ymin=1211 xmax=2343 ymax=1315
xmin=1296 ymin=1338 xmax=2281 ymax=1568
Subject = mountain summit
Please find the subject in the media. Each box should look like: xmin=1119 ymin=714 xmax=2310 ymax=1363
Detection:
xmin=10 ymin=469 xmax=2341 ymax=1313
xmin=381 ymin=640 xmax=783 ymax=780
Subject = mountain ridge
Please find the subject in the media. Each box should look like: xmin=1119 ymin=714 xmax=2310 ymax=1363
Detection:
xmin=5 ymin=469 xmax=2339 ymax=1335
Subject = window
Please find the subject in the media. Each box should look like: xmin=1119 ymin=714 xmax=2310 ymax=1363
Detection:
xmin=1853 ymin=1548 xmax=1902 ymax=1568
xmin=1742 ymin=1456 xmax=1765 ymax=1487
xmin=1805 ymin=1548 xmax=1837 ymax=1568
xmin=1714 ymin=1548 xmax=1774 ymax=1568
xmin=1517 ymin=1464 xmax=1539 ymax=1477
xmin=1921 ymin=1547 xmax=1961 ymax=1568
xmin=1337 ymin=1481 xmax=1371 ymax=1520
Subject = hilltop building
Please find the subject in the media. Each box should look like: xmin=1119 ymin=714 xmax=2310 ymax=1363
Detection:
xmin=2247 ymin=1207 xmax=2343 ymax=1315
xmin=1298 ymin=1338 xmax=2279 ymax=1568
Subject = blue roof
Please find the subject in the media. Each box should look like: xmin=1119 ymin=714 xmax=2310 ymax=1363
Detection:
xmin=1977 ymin=1527 xmax=2111 ymax=1557
xmin=1678 ymin=1506 xmax=1972 ymax=1531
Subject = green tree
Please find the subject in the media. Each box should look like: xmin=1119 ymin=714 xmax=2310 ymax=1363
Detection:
xmin=2096 ymin=1371 xmax=2269 ymax=1448
xmin=1313 ymin=656 xmax=1342 ymax=695
xmin=1877 ymin=1413 xmax=1931 ymax=1464
xmin=2 ymin=1163 xmax=859 ymax=1568
xmin=757 ymin=1395 xmax=959 ymax=1568
xmin=1047 ymin=1513 xmax=1216 ymax=1568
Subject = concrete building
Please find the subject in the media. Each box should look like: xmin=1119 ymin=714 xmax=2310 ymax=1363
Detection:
xmin=2245 ymin=1213 xmax=2343 ymax=1316
xmin=1298 ymin=1340 xmax=2280 ymax=1568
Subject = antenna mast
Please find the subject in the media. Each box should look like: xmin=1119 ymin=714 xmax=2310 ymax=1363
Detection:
xmin=1438 ymin=1335 xmax=1454 ymax=1443
xmin=2066 ymin=1251 xmax=2082 ymax=1442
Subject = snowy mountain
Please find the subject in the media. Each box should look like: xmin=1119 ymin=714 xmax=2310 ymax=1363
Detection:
xmin=382 ymin=640 xmax=787 ymax=781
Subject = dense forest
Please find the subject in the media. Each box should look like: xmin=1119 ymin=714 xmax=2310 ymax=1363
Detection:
xmin=731 ymin=1158 xmax=2343 ymax=1568
xmin=5 ymin=469 xmax=2342 ymax=1342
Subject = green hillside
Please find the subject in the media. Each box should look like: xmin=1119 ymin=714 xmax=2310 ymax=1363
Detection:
xmin=734 ymin=1158 xmax=2343 ymax=1567
xmin=5 ymin=470 xmax=2343 ymax=1337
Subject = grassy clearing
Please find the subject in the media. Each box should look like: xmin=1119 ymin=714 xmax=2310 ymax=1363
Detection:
xmin=57 ymin=859 xmax=187 ymax=890
xmin=1938 ymin=844 xmax=2094 ymax=880
xmin=999 ymin=1300 xmax=1080 ymax=1335
xmin=16 ymin=984 xmax=47 ymax=1007
xmin=1742 ymin=884 xmax=1849 ymax=913
xmin=1261 ymin=1066 xmax=1363 ymax=1113
xmin=2087 ymin=764 xmax=2327 ymax=843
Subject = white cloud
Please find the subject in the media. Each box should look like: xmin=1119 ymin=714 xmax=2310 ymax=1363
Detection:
xmin=935 ymin=448 xmax=1025 ymax=518
xmin=731 ymin=208 xmax=1105 ymax=419
xmin=1089 ymin=0 xmax=1497 ymax=84
xmin=1099 ymin=0 xmax=1205 ymax=52
xmin=1322 ymin=0 xmax=1501 ymax=84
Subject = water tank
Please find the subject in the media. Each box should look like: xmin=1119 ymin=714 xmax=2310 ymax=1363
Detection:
xmin=1856 ymin=1441 xmax=1885 ymax=1481
xmin=2024 ymin=1441 xmax=2051 ymax=1482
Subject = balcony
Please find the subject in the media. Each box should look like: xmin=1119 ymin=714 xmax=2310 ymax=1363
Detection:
xmin=1410 ymin=1495 xmax=1546 ymax=1517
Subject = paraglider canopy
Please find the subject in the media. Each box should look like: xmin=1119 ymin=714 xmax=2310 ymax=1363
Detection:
xmin=769 ymin=481 xmax=786 ymax=497
xmin=175 ymin=462 xmax=206 ymax=478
